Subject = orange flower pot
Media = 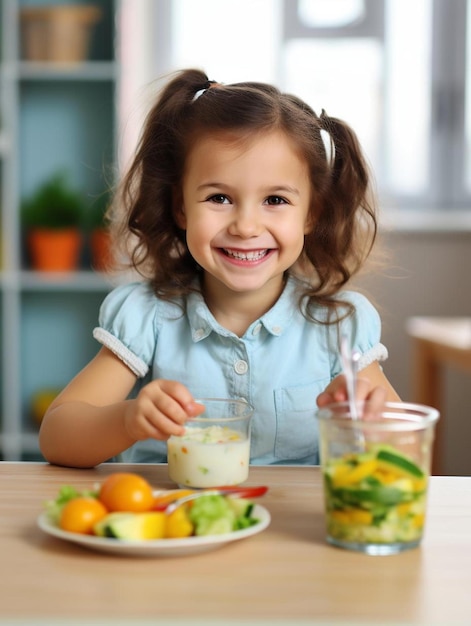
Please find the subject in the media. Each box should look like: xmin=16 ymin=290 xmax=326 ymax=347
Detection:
xmin=28 ymin=228 xmax=82 ymax=271
xmin=90 ymin=228 xmax=113 ymax=272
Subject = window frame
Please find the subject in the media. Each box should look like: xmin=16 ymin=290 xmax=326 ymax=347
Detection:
xmin=282 ymin=0 xmax=471 ymax=211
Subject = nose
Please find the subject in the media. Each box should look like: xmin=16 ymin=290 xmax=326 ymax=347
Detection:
xmin=227 ymin=205 xmax=263 ymax=238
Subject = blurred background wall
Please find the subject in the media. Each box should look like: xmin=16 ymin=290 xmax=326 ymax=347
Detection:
xmin=2 ymin=0 xmax=470 ymax=472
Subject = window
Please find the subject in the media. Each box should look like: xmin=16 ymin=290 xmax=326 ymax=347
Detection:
xmin=283 ymin=0 xmax=437 ymax=209
xmin=121 ymin=0 xmax=471 ymax=213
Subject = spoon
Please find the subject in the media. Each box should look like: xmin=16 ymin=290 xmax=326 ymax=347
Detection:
xmin=340 ymin=333 xmax=361 ymax=420
xmin=340 ymin=334 xmax=366 ymax=450
xmin=153 ymin=485 xmax=269 ymax=514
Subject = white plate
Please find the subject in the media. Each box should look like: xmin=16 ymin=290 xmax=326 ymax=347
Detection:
xmin=37 ymin=504 xmax=270 ymax=557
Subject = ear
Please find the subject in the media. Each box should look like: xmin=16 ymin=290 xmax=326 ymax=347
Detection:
xmin=304 ymin=211 xmax=315 ymax=235
xmin=174 ymin=204 xmax=187 ymax=229
xmin=172 ymin=188 xmax=187 ymax=229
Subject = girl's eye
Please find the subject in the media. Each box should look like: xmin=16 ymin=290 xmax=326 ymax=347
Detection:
xmin=265 ymin=195 xmax=287 ymax=206
xmin=207 ymin=194 xmax=230 ymax=204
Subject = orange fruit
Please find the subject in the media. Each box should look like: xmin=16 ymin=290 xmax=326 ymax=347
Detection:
xmin=98 ymin=473 xmax=154 ymax=512
xmin=59 ymin=497 xmax=108 ymax=534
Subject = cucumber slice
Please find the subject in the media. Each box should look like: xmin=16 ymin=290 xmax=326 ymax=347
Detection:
xmin=333 ymin=484 xmax=412 ymax=507
xmin=234 ymin=516 xmax=258 ymax=530
xmin=376 ymin=447 xmax=424 ymax=479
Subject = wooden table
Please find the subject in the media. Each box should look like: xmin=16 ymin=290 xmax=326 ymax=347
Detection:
xmin=406 ymin=316 xmax=471 ymax=475
xmin=1 ymin=462 xmax=471 ymax=624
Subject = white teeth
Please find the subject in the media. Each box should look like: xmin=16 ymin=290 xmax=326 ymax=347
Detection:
xmin=224 ymin=249 xmax=267 ymax=261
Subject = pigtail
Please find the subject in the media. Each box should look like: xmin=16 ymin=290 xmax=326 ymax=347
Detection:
xmin=112 ymin=69 xmax=213 ymax=292
xmin=320 ymin=110 xmax=370 ymax=220
xmin=303 ymin=111 xmax=377 ymax=306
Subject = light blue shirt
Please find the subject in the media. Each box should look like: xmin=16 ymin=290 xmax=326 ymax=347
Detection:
xmin=93 ymin=276 xmax=387 ymax=465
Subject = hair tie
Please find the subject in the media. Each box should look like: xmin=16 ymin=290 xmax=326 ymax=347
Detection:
xmin=192 ymin=80 xmax=217 ymax=102
xmin=318 ymin=109 xmax=335 ymax=166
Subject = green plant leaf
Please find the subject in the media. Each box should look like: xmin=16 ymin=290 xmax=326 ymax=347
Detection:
xmin=21 ymin=172 xmax=86 ymax=229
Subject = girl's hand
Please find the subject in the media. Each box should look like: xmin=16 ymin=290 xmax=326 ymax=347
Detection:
xmin=316 ymin=361 xmax=400 ymax=415
xmin=316 ymin=374 xmax=387 ymax=414
xmin=124 ymin=379 xmax=205 ymax=442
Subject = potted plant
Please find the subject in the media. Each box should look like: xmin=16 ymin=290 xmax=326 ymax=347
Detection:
xmin=21 ymin=172 xmax=86 ymax=271
xmin=87 ymin=190 xmax=113 ymax=272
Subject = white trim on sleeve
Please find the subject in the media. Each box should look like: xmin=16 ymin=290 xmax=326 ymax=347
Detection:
xmin=358 ymin=343 xmax=388 ymax=371
xmin=92 ymin=327 xmax=149 ymax=378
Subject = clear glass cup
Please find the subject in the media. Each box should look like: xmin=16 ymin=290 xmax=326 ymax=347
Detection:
xmin=167 ymin=398 xmax=253 ymax=488
xmin=316 ymin=401 xmax=440 ymax=555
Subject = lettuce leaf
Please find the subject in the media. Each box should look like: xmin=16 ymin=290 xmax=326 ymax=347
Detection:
xmin=44 ymin=484 xmax=98 ymax=525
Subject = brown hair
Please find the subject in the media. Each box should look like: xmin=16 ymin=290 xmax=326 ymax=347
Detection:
xmin=110 ymin=68 xmax=378 ymax=321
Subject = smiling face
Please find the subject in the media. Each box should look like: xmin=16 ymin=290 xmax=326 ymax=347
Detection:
xmin=178 ymin=130 xmax=313 ymax=313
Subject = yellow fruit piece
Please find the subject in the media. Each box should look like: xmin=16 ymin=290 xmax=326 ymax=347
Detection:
xmin=348 ymin=508 xmax=373 ymax=525
xmin=372 ymin=467 xmax=401 ymax=484
xmin=165 ymin=506 xmax=194 ymax=538
xmin=413 ymin=513 xmax=425 ymax=529
xmin=333 ymin=459 xmax=378 ymax=487
xmin=330 ymin=509 xmax=373 ymax=525
xmin=139 ymin=512 xmax=167 ymax=539
xmin=413 ymin=477 xmax=428 ymax=492
xmin=397 ymin=502 xmax=413 ymax=517
xmin=332 ymin=463 xmax=352 ymax=480
xmin=330 ymin=510 xmax=351 ymax=524
xmin=94 ymin=512 xmax=167 ymax=540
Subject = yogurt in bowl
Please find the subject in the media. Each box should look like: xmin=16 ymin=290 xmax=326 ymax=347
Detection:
xmin=167 ymin=398 xmax=253 ymax=488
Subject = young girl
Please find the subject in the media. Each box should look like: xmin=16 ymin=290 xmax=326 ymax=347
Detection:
xmin=39 ymin=68 xmax=400 ymax=468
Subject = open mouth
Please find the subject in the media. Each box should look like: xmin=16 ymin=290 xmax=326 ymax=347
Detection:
xmin=221 ymin=248 xmax=270 ymax=261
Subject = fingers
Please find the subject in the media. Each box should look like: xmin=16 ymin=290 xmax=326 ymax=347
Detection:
xmin=149 ymin=379 xmax=202 ymax=424
xmin=316 ymin=374 xmax=349 ymax=407
xmin=316 ymin=374 xmax=388 ymax=416
xmin=361 ymin=386 xmax=387 ymax=419
xmin=124 ymin=380 xmax=204 ymax=442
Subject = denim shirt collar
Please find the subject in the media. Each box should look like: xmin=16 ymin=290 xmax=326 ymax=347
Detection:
xmin=187 ymin=275 xmax=302 ymax=342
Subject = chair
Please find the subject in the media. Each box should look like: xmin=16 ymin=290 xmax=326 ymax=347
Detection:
xmin=406 ymin=317 xmax=471 ymax=475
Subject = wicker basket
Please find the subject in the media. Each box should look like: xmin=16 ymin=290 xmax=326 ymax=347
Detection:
xmin=20 ymin=5 xmax=102 ymax=63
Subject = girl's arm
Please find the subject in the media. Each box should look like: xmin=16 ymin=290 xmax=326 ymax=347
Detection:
xmin=39 ymin=347 xmax=203 ymax=468
xmin=316 ymin=360 xmax=401 ymax=410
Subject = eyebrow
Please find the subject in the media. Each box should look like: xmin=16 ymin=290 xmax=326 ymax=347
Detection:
xmin=196 ymin=182 xmax=226 ymax=191
xmin=197 ymin=183 xmax=301 ymax=196
xmin=266 ymin=185 xmax=300 ymax=196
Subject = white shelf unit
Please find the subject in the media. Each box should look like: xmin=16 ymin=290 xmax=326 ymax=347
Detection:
xmin=0 ymin=0 xmax=120 ymax=460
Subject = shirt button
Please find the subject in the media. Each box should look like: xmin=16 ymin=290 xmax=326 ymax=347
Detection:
xmin=234 ymin=359 xmax=248 ymax=374
xmin=272 ymin=326 xmax=282 ymax=334
xmin=193 ymin=328 xmax=205 ymax=340
xmin=252 ymin=323 xmax=262 ymax=336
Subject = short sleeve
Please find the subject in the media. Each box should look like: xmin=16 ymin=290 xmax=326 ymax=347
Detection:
xmin=329 ymin=291 xmax=388 ymax=376
xmin=92 ymin=282 xmax=159 ymax=377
